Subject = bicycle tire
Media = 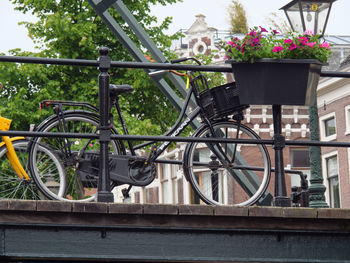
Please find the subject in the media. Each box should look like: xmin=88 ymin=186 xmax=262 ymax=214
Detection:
xmin=28 ymin=111 xmax=122 ymax=202
xmin=0 ymin=139 xmax=64 ymax=200
xmin=183 ymin=121 xmax=271 ymax=206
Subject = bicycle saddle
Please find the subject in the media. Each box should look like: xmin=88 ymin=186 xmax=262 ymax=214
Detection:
xmin=109 ymin=84 xmax=134 ymax=96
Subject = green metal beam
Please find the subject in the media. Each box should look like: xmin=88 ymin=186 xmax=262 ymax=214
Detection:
xmin=1 ymin=224 xmax=350 ymax=262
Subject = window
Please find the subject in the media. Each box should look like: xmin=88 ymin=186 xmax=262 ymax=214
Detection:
xmin=171 ymin=159 xmax=179 ymax=204
xmin=160 ymin=164 xmax=170 ymax=204
xmin=191 ymin=147 xmax=224 ymax=204
xmin=325 ymin=118 xmax=336 ymax=137
xmin=325 ymin=155 xmax=340 ymax=208
xmin=320 ymin=112 xmax=337 ymax=141
xmin=345 ymin=105 xmax=350 ymax=135
xmin=290 ymin=148 xmax=310 ymax=168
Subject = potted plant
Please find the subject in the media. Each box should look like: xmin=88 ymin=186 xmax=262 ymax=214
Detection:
xmin=222 ymin=27 xmax=332 ymax=105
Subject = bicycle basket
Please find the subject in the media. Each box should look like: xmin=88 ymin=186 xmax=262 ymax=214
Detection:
xmin=191 ymin=74 xmax=216 ymax=119
xmin=210 ymin=82 xmax=242 ymax=117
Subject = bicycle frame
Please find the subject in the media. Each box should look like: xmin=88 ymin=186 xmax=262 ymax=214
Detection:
xmin=122 ymin=84 xmax=202 ymax=161
xmin=0 ymin=115 xmax=30 ymax=180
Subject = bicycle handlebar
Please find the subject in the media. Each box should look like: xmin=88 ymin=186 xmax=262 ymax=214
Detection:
xmin=148 ymin=57 xmax=201 ymax=78
xmin=171 ymin=57 xmax=201 ymax=65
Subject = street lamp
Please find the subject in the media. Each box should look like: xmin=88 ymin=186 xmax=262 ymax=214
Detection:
xmin=280 ymin=0 xmax=337 ymax=208
xmin=280 ymin=0 xmax=336 ymax=37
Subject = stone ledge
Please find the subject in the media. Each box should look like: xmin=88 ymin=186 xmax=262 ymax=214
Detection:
xmin=143 ymin=204 xmax=178 ymax=215
xmin=109 ymin=203 xmax=143 ymax=214
xmin=7 ymin=200 xmax=37 ymax=211
xmin=1 ymin=200 xmax=350 ymax=221
xmin=214 ymin=205 xmax=248 ymax=217
xmin=72 ymin=202 xmax=108 ymax=213
xmin=178 ymin=204 xmax=214 ymax=216
xmin=317 ymin=208 xmax=350 ymax=219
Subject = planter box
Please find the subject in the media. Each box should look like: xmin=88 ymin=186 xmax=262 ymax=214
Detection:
xmin=226 ymin=59 xmax=324 ymax=106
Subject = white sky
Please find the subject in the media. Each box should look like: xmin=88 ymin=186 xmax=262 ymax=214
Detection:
xmin=1 ymin=0 xmax=350 ymax=54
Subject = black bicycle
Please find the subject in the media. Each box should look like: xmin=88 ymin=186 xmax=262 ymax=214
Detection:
xmin=27 ymin=57 xmax=271 ymax=206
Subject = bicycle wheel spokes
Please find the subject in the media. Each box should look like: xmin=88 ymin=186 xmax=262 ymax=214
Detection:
xmin=0 ymin=140 xmax=42 ymax=200
xmin=184 ymin=121 xmax=271 ymax=206
xmin=29 ymin=113 xmax=120 ymax=202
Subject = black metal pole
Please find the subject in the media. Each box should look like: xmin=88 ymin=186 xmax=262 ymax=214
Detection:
xmin=272 ymin=105 xmax=291 ymax=207
xmin=97 ymin=47 xmax=114 ymax=202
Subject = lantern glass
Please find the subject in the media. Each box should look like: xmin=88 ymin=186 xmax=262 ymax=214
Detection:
xmin=301 ymin=1 xmax=332 ymax=34
xmin=284 ymin=1 xmax=304 ymax=32
xmin=280 ymin=0 xmax=336 ymax=36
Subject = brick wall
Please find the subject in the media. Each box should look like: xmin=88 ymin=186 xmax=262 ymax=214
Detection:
xmin=319 ymin=94 xmax=350 ymax=207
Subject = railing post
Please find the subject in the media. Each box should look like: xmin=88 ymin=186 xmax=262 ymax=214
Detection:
xmin=308 ymin=102 xmax=328 ymax=208
xmin=97 ymin=47 xmax=114 ymax=202
xmin=272 ymin=105 xmax=291 ymax=207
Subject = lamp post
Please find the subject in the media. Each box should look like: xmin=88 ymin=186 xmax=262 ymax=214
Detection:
xmin=280 ymin=0 xmax=336 ymax=208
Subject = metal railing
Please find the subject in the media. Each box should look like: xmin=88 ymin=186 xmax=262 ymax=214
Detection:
xmin=1 ymin=48 xmax=350 ymax=205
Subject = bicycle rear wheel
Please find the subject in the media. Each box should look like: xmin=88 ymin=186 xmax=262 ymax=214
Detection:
xmin=28 ymin=111 xmax=122 ymax=202
xmin=183 ymin=121 xmax=271 ymax=206
xmin=0 ymin=139 xmax=64 ymax=200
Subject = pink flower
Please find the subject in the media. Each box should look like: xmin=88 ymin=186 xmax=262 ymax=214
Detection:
xmin=284 ymin=39 xmax=293 ymax=44
xmin=224 ymin=55 xmax=230 ymax=61
xmin=249 ymin=30 xmax=257 ymax=36
xmin=272 ymin=29 xmax=279 ymax=35
xmin=259 ymin=26 xmax=268 ymax=33
xmin=227 ymin=41 xmax=236 ymax=47
xmin=306 ymin=41 xmax=316 ymax=48
xmin=289 ymin=43 xmax=297 ymax=50
xmin=299 ymin=37 xmax=308 ymax=44
xmin=303 ymin=30 xmax=314 ymax=36
xmin=272 ymin=46 xmax=284 ymax=53
xmin=320 ymin=42 xmax=330 ymax=49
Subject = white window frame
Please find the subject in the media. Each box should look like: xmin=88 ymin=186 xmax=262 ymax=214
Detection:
xmin=345 ymin=105 xmax=350 ymax=135
xmin=322 ymin=151 xmax=341 ymax=208
xmin=319 ymin=112 xmax=337 ymax=141
xmin=160 ymin=163 xmax=171 ymax=204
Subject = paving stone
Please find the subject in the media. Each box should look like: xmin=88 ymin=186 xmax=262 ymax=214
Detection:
xmin=214 ymin=205 xmax=248 ymax=217
xmin=109 ymin=203 xmax=143 ymax=214
xmin=178 ymin=205 xmax=214 ymax=216
xmin=7 ymin=200 xmax=36 ymax=211
xmin=0 ymin=199 xmax=9 ymax=210
xmin=72 ymin=202 xmax=108 ymax=213
xmin=317 ymin=208 xmax=350 ymax=219
xmin=249 ymin=206 xmax=284 ymax=218
xmin=143 ymin=204 xmax=178 ymax=215
xmin=37 ymin=200 xmax=72 ymax=212
xmin=282 ymin=207 xmax=317 ymax=218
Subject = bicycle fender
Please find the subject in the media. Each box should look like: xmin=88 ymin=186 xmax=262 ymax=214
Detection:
xmin=0 ymin=136 xmax=25 ymax=148
xmin=2 ymin=136 xmax=30 ymax=180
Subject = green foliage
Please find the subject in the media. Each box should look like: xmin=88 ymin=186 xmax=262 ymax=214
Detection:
xmin=0 ymin=0 xmax=182 ymax=135
xmin=222 ymin=27 xmax=333 ymax=63
xmin=228 ymin=0 xmax=248 ymax=34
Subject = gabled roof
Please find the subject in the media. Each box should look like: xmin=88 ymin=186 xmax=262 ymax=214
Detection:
xmin=185 ymin=14 xmax=217 ymax=34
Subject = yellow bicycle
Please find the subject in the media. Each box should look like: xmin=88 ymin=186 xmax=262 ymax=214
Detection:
xmin=0 ymin=82 xmax=65 ymax=200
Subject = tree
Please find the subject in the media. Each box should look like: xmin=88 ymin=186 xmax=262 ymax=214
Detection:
xmin=264 ymin=12 xmax=292 ymax=34
xmin=228 ymin=0 xmax=248 ymax=34
xmin=0 ymin=0 xmax=182 ymax=136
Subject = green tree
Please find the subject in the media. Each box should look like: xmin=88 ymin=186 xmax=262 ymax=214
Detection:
xmin=228 ymin=0 xmax=248 ymax=34
xmin=0 ymin=0 xmax=182 ymax=136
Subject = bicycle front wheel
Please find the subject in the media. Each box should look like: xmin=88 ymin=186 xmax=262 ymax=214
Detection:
xmin=183 ymin=121 xmax=271 ymax=206
xmin=0 ymin=139 xmax=64 ymax=200
xmin=29 ymin=111 xmax=121 ymax=202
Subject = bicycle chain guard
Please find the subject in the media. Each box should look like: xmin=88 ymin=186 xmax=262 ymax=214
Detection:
xmin=77 ymin=153 xmax=156 ymax=187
